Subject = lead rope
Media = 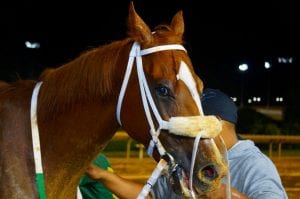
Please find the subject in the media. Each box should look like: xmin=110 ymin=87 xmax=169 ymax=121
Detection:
xmin=30 ymin=82 xmax=47 ymax=199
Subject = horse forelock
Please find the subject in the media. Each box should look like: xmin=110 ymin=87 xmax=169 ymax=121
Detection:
xmin=144 ymin=24 xmax=188 ymax=77
xmin=136 ymin=23 xmax=184 ymax=49
xmin=154 ymin=31 xmax=183 ymax=45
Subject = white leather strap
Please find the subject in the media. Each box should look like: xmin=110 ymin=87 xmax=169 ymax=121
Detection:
xmin=189 ymin=134 xmax=202 ymax=198
xmin=115 ymin=41 xmax=222 ymax=199
xmin=140 ymin=44 xmax=186 ymax=56
xmin=116 ymin=42 xmax=139 ymax=125
xmin=31 ymin=82 xmax=44 ymax=174
xmin=137 ymin=159 xmax=168 ymax=199
xmin=116 ymin=42 xmax=187 ymax=157
xmin=30 ymin=82 xmax=47 ymax=198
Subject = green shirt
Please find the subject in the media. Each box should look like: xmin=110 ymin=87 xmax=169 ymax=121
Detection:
xmin=79 ymin=154 xmax=117 ymax=199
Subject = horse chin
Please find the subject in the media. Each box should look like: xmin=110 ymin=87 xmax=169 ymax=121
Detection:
xmin=169 ymin=165 xmax=219 ymax=198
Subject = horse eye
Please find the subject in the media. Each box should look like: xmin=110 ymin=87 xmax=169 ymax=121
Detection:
xmin=156 ymin=86 xmax=169 ymax=97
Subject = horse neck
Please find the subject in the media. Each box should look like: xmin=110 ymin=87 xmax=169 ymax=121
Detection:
xmin=35 ymin=39 xmax=133 ymax=192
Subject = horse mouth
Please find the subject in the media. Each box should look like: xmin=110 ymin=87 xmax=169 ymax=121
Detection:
xmin=169 ymin=164 xmax=220 ymax=198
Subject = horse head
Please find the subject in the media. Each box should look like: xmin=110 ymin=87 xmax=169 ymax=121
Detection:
xmin=119 ymin=3 xmax=227 ymax=197
xmin=0 ymin=2 xmax=229 ymax=198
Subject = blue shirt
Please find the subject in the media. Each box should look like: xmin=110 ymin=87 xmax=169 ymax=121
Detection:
xmin=151 ymin=140 xmax=288 ymax=199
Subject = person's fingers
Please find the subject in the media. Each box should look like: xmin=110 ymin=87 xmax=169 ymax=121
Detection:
xmin=85 ymin=164 xmax=105 ymax=180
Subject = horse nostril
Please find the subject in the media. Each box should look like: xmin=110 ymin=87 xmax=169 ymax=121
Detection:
xmin=201 ymin=165 xmax=218 ymax=180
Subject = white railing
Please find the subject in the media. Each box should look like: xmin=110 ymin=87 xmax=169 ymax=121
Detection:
xmin=111 ymin=131 xmax=300 ymax=158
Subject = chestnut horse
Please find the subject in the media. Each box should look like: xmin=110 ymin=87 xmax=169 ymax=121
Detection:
xmin=0 ymin=3 xmax=227 ymax=199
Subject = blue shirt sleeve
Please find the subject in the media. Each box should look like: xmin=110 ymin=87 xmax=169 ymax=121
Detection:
xmin=150 ymin=175 xmax=182 ymax=199
xmin=228 ymin=140 xmax=288 ymax=199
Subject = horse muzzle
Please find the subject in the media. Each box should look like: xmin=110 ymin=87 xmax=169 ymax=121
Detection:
xmin=169 ymin=161 xmax=227 ymax=198
xmin=165 ymin=137 xmax=227 ymax=198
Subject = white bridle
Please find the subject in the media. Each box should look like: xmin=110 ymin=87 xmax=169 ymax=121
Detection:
xmin=29 ymin=41 xmax=225 ymax=199
xmin=116 ymin=42 xmax=222 ymax=198
xmin=116 ymin=42 xmax=222 ymax=152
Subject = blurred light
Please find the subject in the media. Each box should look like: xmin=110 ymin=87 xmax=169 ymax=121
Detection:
xmin=252 ymin=97 xmax=261 ymax=102
xmin=231 ymin=97 xmax=237 ymax=102
xmin=276 ymin=97 xmax=283 ymax=102
xmin=248 ymin=99 xmax=252 ymax=104
xmin=278 ymin=57 xmax=293 ymax=64
xmin=238 ymin=63 xmax=248 ymax=71
xmin=25 ymin=41 xmax=40 ymax=49
xmin=264 ymin=61 xmax=271 ymax=69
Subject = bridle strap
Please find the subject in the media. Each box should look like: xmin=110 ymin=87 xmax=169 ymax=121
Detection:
xmin=140 ymin=44 xmax=186 ymax=56
xmin=30 ymin=82 xmax=47 ymax=199
xmin=116 ymin=42 xmax=188 ymax=198
xmin=29 ymin=42 xmax=224 ymax=199
xmin=116 ymin=42 xmax=188 ymax=157
xmin=116 ymin=42 xmax=186 ymax=128
xmin=189 ymin=134 xmax=202 ymax=198
xmin=116 ymin=42 xmax=223 ymax=198
xmin=116 ymin=42 xmax=139 ymax=125
xmin=137 ymin=159 xmax=168 ymax=199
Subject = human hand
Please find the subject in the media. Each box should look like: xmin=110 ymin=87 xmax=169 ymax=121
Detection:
xmin=204 ymin=184 xmax=226 ymax=199
xmin=205 ymin=184 xmax=249 ymax=199
xmin=85 ymin=163 xmax=106 ymax=180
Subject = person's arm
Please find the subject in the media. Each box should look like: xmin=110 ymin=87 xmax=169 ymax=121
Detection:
xmin=85 ymin=164 xmax=151 ymax=199
xmin=205 ymin=184 xmax=249 ymax=199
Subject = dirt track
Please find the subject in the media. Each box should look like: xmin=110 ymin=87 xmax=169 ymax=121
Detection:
xmin=107 ymin=156 xmax=300 ymax=199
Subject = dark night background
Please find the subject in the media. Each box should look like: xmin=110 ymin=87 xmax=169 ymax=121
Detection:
xmin=0 ymin=0 xmax=299 ymax=108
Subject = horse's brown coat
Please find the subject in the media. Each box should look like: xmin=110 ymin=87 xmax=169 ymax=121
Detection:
xmin=0 ymin=3 xmax=226 ymax=198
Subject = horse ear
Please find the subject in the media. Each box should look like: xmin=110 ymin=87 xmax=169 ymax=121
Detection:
xmin=170 ymin=10 xmax=185 ymax=37
xmin=127 ymin=2 xmax=153 ymax=45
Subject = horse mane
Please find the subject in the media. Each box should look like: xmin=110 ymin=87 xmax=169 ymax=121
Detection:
xmin=37 ymin=20 xmax=184 ymax=116
xmin=38 ymin=38 xmax=132 ymax=115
